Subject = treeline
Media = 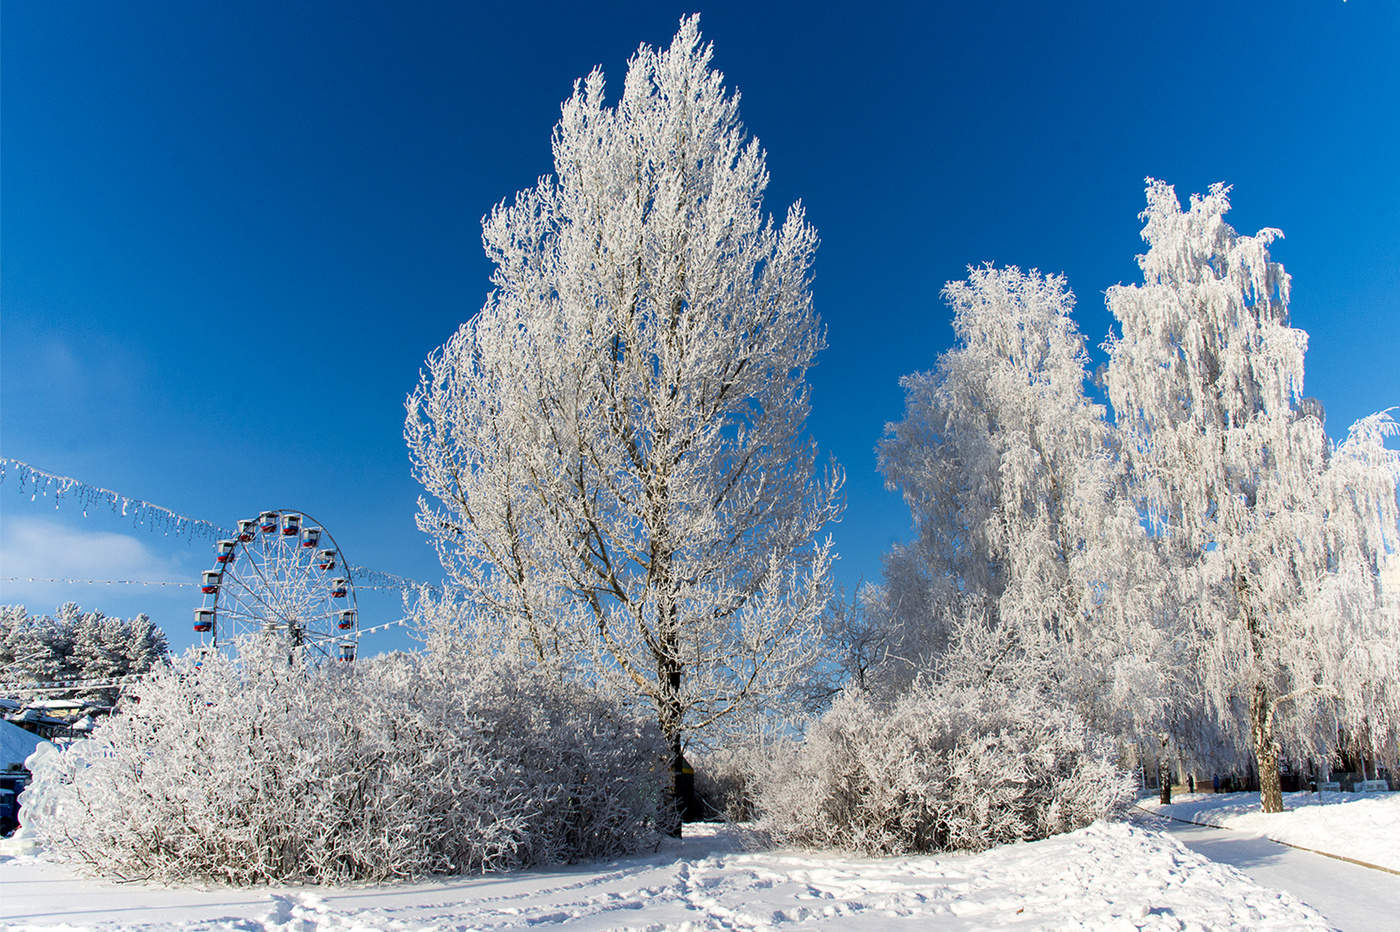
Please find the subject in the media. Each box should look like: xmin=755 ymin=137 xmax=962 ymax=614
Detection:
xmin=1 ymin=603 xmax=168 ymax=702
xmin=818 ymin=188 xmax=1400 ymax=813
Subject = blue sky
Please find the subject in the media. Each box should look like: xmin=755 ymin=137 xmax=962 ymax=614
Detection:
xmin=3 ymin=1 xmax=1398 ymax=655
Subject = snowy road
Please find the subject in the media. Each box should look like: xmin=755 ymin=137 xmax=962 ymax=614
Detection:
xmin=1133 ymin=809 xmax=1400 ymax=932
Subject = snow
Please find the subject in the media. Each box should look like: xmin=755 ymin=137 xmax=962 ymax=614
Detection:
xmin=1142 ymin=790 xmax=1400 ymax=872
xmin=0 ymin=821 xmax=1329 ymax=930
xmin=0 ymin=720 xmax=49 ymax=770
xmin=1139 ymin=812 xmax=1400 ymax=932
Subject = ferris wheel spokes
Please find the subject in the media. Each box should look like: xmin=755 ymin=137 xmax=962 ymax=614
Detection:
xmin=193 ymin=509 xmax=359 ymax=662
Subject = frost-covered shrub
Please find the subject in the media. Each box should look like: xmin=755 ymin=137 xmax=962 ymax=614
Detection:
xmin=750 ymin=682 xmax=1133 ymax=854
xmin=22 ymin=639 xmax=665 ymax=884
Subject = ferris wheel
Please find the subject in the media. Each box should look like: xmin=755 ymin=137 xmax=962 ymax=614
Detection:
xmin=193 ymin=510 xmax=358 ymax=662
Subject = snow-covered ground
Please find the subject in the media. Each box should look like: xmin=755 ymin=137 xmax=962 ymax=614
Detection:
xmin=1141 ymin=790 xmax=1400 ymax=872
xmin=0 ymin=820 xmax=1329 ymax=930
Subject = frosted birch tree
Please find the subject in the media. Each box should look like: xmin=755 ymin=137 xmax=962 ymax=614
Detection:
xmin=877 ymin=266 xmax=1175 ymax=745
xmin=1104 ymin=180 xmax=1400 ymax=812
xmin=406 ymin=17 xmax=841 ymax=817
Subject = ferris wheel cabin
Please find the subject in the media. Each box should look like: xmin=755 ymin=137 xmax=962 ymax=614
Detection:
xmin=330 ymin=577 xmax=349 ymax=598
xmin=281 ymin=513 xmax=302 ymax=536
xmin=215 ymin=540 xmax=237 ymax=563
xmin=200 ymin=569 xmax=222 ymax=594
xmin=337 ymin=608 xmax=356 ymax=630
xmin=259 ymin=511 xmax=280 ymax=533
xmin=301 ymin=526 xmax=322 ymax=548
xmin=339 ymin=641 xmax=356 ymax=662
xmin=316 ymin=549 xmax=336 ymax=571
xmin=194 ymin=607 xmax=214 ymax=633
xmin=237 ymin=519 xmax=257 ymax=542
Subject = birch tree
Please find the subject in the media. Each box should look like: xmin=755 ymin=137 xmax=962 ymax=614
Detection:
xmin=877 ymin=266 xmax=1174 ymax=745
xmin=1104 ymin=180 xmax=1400 ymax=812
xmin=406 ymin=17 xmax=841 ymax=816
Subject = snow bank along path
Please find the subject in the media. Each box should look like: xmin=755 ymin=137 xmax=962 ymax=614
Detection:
xmin=0 ymin=821 xmax=1328 ymax=930
xmin=1136 ymin=813 xmax=1400 ymax=932
xmin=1141 ymin=790 xmax=1400 ymax=873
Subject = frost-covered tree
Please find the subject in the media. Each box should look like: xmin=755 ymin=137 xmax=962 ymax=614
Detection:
xmin=808 ymin=583 xmax=901 ymax=704
xmin=406 ymin=17 xmax=841 ymax=816
xmin=876 ymin=266 xmax=1174 ymax=743
xmin=1104 ymin=180 xmax=1400 ymax=812
xmin=0 ymin=603 xmax=167 ymax=702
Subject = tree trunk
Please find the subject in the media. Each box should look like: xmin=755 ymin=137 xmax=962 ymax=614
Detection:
xmin=1158 ymin=735 xmax=1171 ymax=805
xmin=658 ymin=618 xmax=686 ymax=837
xmin=1251 ymin=681 xmax=1284 ymax=813
xmin=652 ymin=526 xmax=686 ymax=836
xmin=665 ymin=727 xmax=685 ymax=838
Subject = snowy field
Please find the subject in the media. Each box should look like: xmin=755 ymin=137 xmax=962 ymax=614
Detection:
xmin=1142 ymin=790 xmax=1400 ymax=872
xmin=0 ymin=821 xmax=1330 ymax=930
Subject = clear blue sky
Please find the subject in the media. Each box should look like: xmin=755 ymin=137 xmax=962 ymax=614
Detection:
xmin=3 ymin=1 xmax=1397 ymax=654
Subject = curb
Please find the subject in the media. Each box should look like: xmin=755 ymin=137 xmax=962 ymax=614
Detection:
xmin=1131 ymin=803 xmax=1400 ymax=877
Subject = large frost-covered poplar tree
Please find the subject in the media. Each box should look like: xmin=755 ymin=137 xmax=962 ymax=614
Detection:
xmin=406 ymin=17 xmax=841 ymax=813
xmin=1105 ymin=181 xmax=1400 ymax=812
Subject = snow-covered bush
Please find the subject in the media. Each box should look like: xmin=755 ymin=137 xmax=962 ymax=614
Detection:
xmin=750 ymin=682 xmax=1133 ymax=854
xmin=22 ymin=639 xmax=665 ymax=884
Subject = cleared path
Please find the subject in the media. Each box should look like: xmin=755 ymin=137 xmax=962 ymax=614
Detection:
xmin=1134 ymin=809 xmax=1400 ymax=931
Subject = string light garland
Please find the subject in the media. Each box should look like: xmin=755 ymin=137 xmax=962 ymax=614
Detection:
xmin=354 ymin=615 xmax=415 ymax=638
xmin=2 ymin=577 xmax=196 ymax=588
xmin=1 ymin=458 xmax=230 ymax=541
xmin=0 ymin=457 xmax=440 ymax=595
xmin=1 ymin=576 xmax=420 ymax=592
xmin=0 ymin=672 xmax=146 ymax=693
